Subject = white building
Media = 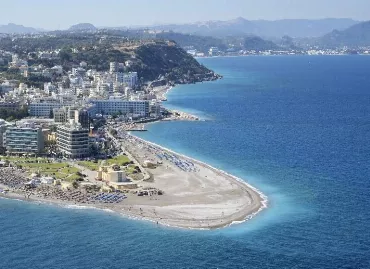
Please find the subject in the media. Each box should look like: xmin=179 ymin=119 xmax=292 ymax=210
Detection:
xmin=57 ymin=120 xmax=89 ymax=158
xmin=109 ymin=62 xmax=119 ymax=73
xmin=29 ymin=98 xmax=62 ymax=117
xmin=80 ymin=61 xmax=88 ymax=68
xmin=44 ymin=83 xmax=57 ymax=94
xmin=92 ymin=99 xmax=149 ymax=117
xmin=116 ymin=72 xmax=138 ymax=88
xmin=187 ymin=49 xmax=197 ymax=56
xmin=209 ymin=47 xmax=219 ymax=56
xmin=4 ymin=124 xmax=44 ymax=155
xmin=72 ymin=67 xmax=86 ymax=77
xmin=51 ymin=65 xmax=63 ymax=75
xmin=10 ymin=54 xmax=28 ymax=68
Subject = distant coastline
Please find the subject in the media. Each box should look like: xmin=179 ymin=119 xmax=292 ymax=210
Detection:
xmin=195 ymin=53 xmax=370 ymax=60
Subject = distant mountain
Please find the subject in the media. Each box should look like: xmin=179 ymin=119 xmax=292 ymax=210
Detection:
xmin=156 ymin=32 xmax=282 ymax=52
xmin=152 ymin=18 xmax=360 ymax=38
xmin=68 ymin=23 xmax=97 ymax=32
xmin=317 ymin=21 xmax=370 ymax=48
xmin=243 ymin=36 xmax=279 ymax=51
xmin=0 ymin=23 xmax=41 ymax=34
xmin=156 ymin=32 xmax=228 ymax=53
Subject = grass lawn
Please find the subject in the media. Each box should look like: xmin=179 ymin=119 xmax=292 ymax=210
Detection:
xmin=106 ymin=155 xmax=130 ymax=166
xmin=2 ymin=157 xmax=82 ymax=181
xmin=78 ymin=155 xmax=131 ymax=171
xmin=78 ymin=161 xmax=99 ymax=171
xmin=39 ymin=171 xmax=68 ymax=179
xmin=125 ymin=165 xmax=138 ymax=175
xmin=1 ymin=156 xmax=43 ymax=162
xmin=19 ymin=162 xmax=69 ymax=170
xmin=65 ymin=174 xmax=82 ymax=182
xmin=60 ymin=167 xmax=80 ymax=174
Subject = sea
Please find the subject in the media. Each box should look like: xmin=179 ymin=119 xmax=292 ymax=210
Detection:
xmin=1 ymin=55 xmax=370 ymax=269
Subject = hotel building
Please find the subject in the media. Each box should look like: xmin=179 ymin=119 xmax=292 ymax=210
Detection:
xmin=29 ymin=98 xmax=62 ymax=117
xmin=92 ymin=99 xmax=149 ymax=117
xmin=4 ymin=125 xmax=44 ymax=155
xmin=56 ymin=121 xmax=89 ymax=158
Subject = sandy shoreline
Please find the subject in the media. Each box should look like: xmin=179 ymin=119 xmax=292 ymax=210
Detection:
xmin=0 ymin=82 xmax=267 ymax=230
xmin=115 ymin=132 xmax=268 ymax=229
xmin=0 ymin=132 xmax=268 ymax=229
xmin=151 ymin=85 xmax=202 ymax=121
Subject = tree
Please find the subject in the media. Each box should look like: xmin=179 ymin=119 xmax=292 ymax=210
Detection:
xmin=49 ymin=109 xmax=54 ymax=119
xmin=72 ymin=181 xmax=79 ymax=189
xmin=6 ymin=116 xmax=15 ymax=122
xmin=109 ymin=128 xmax=118 ymax=136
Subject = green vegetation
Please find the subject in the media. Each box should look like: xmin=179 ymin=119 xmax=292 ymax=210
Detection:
xmin=134 ymin=43 xmax=216 ymax=83
xmin=156 ymin=32 xmax=282 ymax=53
xmin=78 ymin=155 xmax=131 ymax=171
xmin=105 ymin=155 xmax=130 ymax=166
xmin=317 ymin=21 xmax=370 ymax=48
xmin=65 ymin=174 xmax=83 ymax=182
xmin=16 ymin=162 xmax=67 ymax=169
xmin=156 ymin=32 xmax=228 ymax=53
xmin=125 ymin=165 xmax=138 ymax=175
xmin=0 ymin=34 xmax=101 ymax=56
xmin=60 ymin=167 xmax=80 ymax=174
xmin=2 ymin=156 xmax=41 ymax=162
xmin=78 ymin=161 xmax=100 ymax=171
xmin=243 ymin=36 xmax=279 ymax=51
xmin=1 ymin=157 xmax=82 ymax=181
xmin=0 ymin=33 xmax=217 ymax=83
xmin=1 ymin=69 xmax=52 ymax=89
xmin=0 ymin=106 xmax=29 ymax=121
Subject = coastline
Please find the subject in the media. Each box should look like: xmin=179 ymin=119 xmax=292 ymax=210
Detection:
xmin=140 ymin=81 xmax=268 ymax=228
xmin=126 ymin=133 xmax=268 ymax=229
xmin=0 ymin=131 xmax=267 ymax=229
xmin=149 ymin=85 xmax=202 ymax=121
xmin=0 ymin=79 xmax=267 ymax=230
xmin=194 ymin=54 xmax=369 ymax=60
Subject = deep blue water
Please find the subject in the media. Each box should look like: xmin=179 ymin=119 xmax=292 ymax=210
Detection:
xmin=2 ymin=55 xmax=370 ymax=268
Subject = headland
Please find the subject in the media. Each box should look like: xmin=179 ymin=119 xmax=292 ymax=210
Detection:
xmin=0 ymin=127 xmax=267 ymax=229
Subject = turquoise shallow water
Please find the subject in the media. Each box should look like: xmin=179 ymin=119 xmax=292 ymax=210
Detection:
xmin=1 ymin=55 xmax=370 ymax=268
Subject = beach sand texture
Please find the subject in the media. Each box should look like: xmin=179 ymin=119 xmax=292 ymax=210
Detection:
xmin=0 ymin=134 xmax=267 ymax=230
xmin=116 ymin=134 xmax=267 ymax=229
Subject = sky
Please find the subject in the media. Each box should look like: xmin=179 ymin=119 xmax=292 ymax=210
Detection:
xmin=1 ymin=0 xmax=370 ymax=30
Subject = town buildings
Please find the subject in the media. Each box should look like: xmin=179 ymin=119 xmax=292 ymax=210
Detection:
xmin=53 ymin=107 xmax=70 ymax=123
xmin=29 ymin=98 xmax=63 ymax=117
xmin=0 ymin=100 xmax=20 ymax=111
xmin=208 ymin=47 xmax=219 ymax=56
xmin=0 ymin=54 xmax=164 ymax=159
xmin=53 ymin=107 xmax=90 ymax=129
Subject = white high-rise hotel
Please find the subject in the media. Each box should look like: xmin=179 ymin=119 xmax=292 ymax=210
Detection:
xmin=57 ymin=121 xmax=89 ymax=158
xmin=116 ymin=72 xmax=138 ymax=88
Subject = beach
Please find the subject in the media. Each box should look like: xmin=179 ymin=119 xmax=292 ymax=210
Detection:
xmin=119 ymin=133 xmax=267 ymax=229
xmin=0 ymin=80 xmax=268 ymax=229
xmin=0 ymin=132 xmax=267 ymax=229
xmin=151 ymin=85 xmax=172 ymax=101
